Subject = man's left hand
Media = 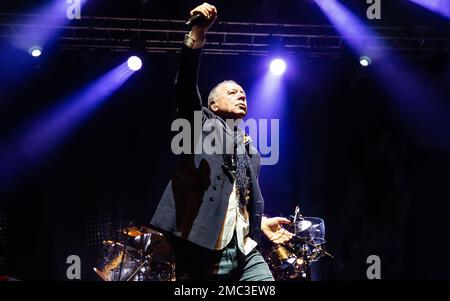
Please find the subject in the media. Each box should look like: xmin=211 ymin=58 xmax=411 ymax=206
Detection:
xmin=261 ymin=216 xmax=294 ymax=244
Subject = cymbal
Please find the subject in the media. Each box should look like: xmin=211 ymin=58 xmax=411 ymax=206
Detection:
xmin=119 ymin=226 xmax=163 ymax=237
xmin=296 ymin=220 xmax=312 ymax=232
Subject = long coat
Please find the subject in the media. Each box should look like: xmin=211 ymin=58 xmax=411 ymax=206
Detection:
xmin=150 ymin=46 xmax=264 ymax=250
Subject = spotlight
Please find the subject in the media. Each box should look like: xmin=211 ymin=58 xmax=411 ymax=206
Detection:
xmin=29 ymin=46 xmax=42 ymax=57
xmin=359 ymin=56 xmax=372 ymax=67
xmin=127 ymin=56 xmax=142 ymax=71
xmin=270 ymin=58 xmax=286 ymax=75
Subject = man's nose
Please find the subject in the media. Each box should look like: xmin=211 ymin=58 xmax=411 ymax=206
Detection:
xmin=237 ymin=92 xmax=246 ymax=102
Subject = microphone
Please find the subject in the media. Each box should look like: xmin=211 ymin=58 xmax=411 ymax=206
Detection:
xmin=186 ymin=13 xmax=205 ymax=26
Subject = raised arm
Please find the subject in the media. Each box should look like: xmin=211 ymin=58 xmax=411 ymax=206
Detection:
xmin=174 ymin=3 xmax=217 ymax=116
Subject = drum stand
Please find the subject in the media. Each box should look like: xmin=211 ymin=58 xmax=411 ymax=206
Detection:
xmin=117 ymin=224 xmax=131 ymax=281
xmin=124 ymin=256 xmax=149 ymax=281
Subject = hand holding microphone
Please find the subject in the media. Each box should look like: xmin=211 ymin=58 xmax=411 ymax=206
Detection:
xmin=187 ymin=2 xmax=217 ymax=40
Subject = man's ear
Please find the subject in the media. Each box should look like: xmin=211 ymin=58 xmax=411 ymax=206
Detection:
xmin=210 ymin=100 xmax=219 ymax=111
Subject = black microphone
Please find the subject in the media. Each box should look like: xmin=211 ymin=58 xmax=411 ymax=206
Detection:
xmin=185 ymin=13 xmax=205 ymax=26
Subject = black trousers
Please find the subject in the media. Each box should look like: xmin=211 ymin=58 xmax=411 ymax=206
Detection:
xmin=170 ymin=235 xmax=274 ymax=281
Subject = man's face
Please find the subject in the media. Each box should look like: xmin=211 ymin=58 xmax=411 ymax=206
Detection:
xmin=211 ymin=82 xmax=247 ymax=119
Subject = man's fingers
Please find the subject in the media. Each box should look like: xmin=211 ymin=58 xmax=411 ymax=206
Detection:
xmin=191 ymin=3 xmax=217 ymax=18
xmin=284 ymin=228 xmax=294 ymax=237
xmin=276 ymin=235 xmax=292 ymax=244
xmin=200 ymin=7 xmax=210 ymax=18
xmin=284 ymin=229 xmax=293 ymax=236
xmin=190 ymin=7 xmax=208 ymax=18
xmin=189 ymin=8 xmax=197 ymax=16
xmin=204 ymin=2 xmax=216 ymax=11
xmin=189 ymin=9 xmax=200 ymax=16
xmin=277 ymin=217 xmax=291 ymax=224
xmin=272 ymin=229 xmax=290 ymax=242
xmin=281 ymin=229 xmax=294 ymax=240
xmin=199 ymin=3 xmax=217 ymax=19
xmin=206 ymin=4 xmax=217 ymax=15
xmin=273 ymin=231 xmax=285 ymax=242
xmin=274 ymin=237 xmax=290 ymax=244
xmin=271 ymin=229 xmax=294 ymax=244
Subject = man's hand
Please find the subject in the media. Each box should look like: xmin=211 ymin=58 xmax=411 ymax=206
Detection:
xmin=189 ymin=2 xmax=217 ymax=40
xmin=261 ymin=216 xmax=294 ymax=244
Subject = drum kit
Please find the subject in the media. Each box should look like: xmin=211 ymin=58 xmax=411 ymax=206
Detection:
xmin=93 ymin=224 xmax=175 ymax=281
xmin=93 ymin=207 xmax=332 ymax=281
xmin=264 ymin=206 xmax=333 ymax=281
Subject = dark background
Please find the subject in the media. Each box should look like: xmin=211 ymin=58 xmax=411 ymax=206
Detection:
xmin=0 ymin=0 xmax=449 ymax=280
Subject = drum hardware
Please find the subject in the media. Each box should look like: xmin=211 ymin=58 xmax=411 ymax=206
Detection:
xmin=266 ymin=206 xmax=333 ymax=281
xmin=122 ymin=255 xmax=150 ymax=281
xmin=117 ymin=225 xmax=131 ymax=281
xmin=93 ymin=222 xmax=175 ymax=281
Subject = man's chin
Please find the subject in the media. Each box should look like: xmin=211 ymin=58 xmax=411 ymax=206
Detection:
xmin=223 ymin=111 xmax=246 ymax=120
xmin=234 ymin=110 xmax=247 ymax=119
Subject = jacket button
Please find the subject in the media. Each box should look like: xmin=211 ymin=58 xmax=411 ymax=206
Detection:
xmin=217 ymin=173 xmax=222 ymax=180
xmin=209 ymin=195 xmax=214 ymax=201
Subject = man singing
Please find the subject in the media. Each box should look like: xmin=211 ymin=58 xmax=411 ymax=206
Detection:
xmin=151 ymin=2 xmax=293 ymax=281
